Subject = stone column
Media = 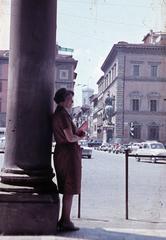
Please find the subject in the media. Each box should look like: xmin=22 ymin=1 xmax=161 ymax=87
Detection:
xmin=0 ymin=0 xmax=59 ymax=235
xmin=103 ymin=122 xmax=107 ymax=144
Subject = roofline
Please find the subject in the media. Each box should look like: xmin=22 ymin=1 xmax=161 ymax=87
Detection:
xmin=101 ymin=43 xmax=166 ymax=72
xmin=96 ymin=75 xmax=104 ymax=85
xmin=55 ymin=56 xmax=78 ymax=69
xmin=142 ymin=33 xmax=150 ymax=42
xmin=101 ymin=44 xmax=117 ymax=72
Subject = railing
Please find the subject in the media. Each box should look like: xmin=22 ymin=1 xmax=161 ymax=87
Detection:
xmin=125 ymin=149 xmax=166 ymax=220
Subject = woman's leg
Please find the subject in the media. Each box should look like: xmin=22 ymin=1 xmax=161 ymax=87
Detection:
xmin=60 ymin=194 xmax=73 ymax=223
xmin=58 ymin=194 xmax=79 ymax=231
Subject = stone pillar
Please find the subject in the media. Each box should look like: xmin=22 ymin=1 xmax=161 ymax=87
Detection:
xmin=103 ymin=125 xmax=107 ymax=144
xmin=0 ymin=0 xmax=59 ymax=235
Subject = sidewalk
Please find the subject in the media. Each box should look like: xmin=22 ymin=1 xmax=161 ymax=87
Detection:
xmin=0 ymin=217 xmax=166 ymax=240
xmin=56 ymin=217 xmax=166 ymax=240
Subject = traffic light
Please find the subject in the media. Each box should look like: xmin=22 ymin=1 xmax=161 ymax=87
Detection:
xmin=129 ymin=122 xmax=134 ymax=137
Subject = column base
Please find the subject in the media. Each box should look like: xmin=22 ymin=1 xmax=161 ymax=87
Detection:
xmin=0 ymin=183 xmax=60 ymax=235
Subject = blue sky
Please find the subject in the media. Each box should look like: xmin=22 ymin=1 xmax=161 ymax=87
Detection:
xmin=57 ymin=0 xmax=162 ymax=105
xmin=0 ymin=0 xmax=163 ymax=105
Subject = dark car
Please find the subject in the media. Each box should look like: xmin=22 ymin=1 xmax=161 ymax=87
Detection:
xmin=121 ymin=144 xmax=132 ymax=153
xmin=88 ymin=139 xmax=102 ymax=148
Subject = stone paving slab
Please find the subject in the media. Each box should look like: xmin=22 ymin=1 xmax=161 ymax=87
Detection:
xmin=0 ymin=218 xmax=166 ymax=240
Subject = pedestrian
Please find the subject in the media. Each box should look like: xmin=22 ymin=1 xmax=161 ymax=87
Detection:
xmin=52 ymin=88 xmax=85 ymax=231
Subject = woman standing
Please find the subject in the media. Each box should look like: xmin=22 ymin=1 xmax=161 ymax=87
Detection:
xmin=52 ymin=88 xmax=85 ymax=231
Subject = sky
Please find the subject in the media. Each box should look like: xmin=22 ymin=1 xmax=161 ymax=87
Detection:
xmin=0 ymin=0 xmax=164 ymax=106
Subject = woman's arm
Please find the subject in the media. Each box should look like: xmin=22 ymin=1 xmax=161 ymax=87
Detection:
xmin=63 ymin=128 xmax=84 ymax=142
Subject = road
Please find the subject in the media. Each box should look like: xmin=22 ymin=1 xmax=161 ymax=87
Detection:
xmin=72 ymin=150 xmax=166 ymax=223
xmin=0 ymin=150 xmax=166 ymax=223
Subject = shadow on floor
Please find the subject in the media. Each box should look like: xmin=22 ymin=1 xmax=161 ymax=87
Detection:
xmin=57 ymin=227 xmax=166 ymax=240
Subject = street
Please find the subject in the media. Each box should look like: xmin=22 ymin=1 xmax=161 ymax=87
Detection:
xmin=0 ymin=150 xmax=166 ymax=223
xmin=72 ymin=150 xmax=166 ymax=223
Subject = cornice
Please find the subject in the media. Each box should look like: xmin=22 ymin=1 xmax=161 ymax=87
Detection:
xmin=97 ymin=75 xmax=104 ymax=85
xmin=101 ymin=44 xmax=117 ymax=72
xmin=124 ymin=111 xmax=166 ymax=116
xmin=98 ymin=92 xmax=104 ymax=100
xmin=101 ymin=43 xmax=166 ymax=73
xmin=125 ymin=77 xmax=166 ymax=82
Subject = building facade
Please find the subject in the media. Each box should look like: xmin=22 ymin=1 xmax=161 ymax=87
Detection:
xmin=96 ymin=31 xmax=166 ymax=143
xmin=0 ymin=50 xmax=77 ymax=128
xmin=55 ymin=53 xmax=77 ymax=91
xmin=0 ymin=50 xmax=8 ymax=131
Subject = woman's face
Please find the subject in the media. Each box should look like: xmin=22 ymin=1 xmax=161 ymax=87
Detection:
xmin=64 ymin=94 xmax=73 ymax=109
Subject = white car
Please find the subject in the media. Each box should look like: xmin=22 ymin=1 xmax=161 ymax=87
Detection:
xmin=79 ymin=140 xmax=92 ymax=159
xmin=135 ymin=141 xmax=166 ymax=163
xmin=131 ymin=143 xmax=142 ymax=153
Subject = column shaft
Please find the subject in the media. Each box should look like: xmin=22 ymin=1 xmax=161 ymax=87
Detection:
xmin=1 ymin=0 xmax=57 ymax=186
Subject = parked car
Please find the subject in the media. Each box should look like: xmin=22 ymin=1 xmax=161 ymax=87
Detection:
xmin=112 ymin=144 xmax=121 ymax=153
xmin=114 ymin=144 xmax=122 ymax=154
xmin=88 ymin=139 xmax=102 ymax=148
xmin=0 ymin=137 xmax=5 ymax=151
xmin=79 ymin=140 xmax=92 ymax=159
xmin=119 ymin=144 xmax=132 ymax=154
xmin=135 ymin=141 xmax=166 ymax=163
xmin=99 ymin=143 xmax=110 ymax=151
xmin=131 ymin=142 xmax=142 ymax=153
xmin=108 ymin=144 xmax=114 ymax=153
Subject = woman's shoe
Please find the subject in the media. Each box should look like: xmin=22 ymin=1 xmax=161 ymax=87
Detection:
xmin=57 ymin=220 xmax=79 ymax=232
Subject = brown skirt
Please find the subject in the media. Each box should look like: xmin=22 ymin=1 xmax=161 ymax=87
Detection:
xmin=53 ymin=143 xmax=82 ymax=194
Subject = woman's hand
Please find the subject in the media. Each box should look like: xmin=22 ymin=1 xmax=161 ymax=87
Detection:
xmin=64 ymin=128 xmax=85 ymax=142
xmin=76 ymin=129 xmax=85 ymax=138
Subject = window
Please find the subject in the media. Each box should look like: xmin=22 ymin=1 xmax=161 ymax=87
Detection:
xmin=106 ymin=74 xmax=109 ymax=87
xmin=148 ymin=126 xmax=159 ymax=140
xmin=151 ymin=65 xmax=158 ymax=77
xmin=133 ymin=65 xmax=140 ymax=77
xmin=105 ymin=75 xmax=108 ymax=88
xmin=59 ymin=70 xmax=69 ymax=80
xmin=108 ymin=71 xmax=111 ymax=84
xmin=150 ymin=100 xmax=157 ymax=112
xmin=132 ymin=99 xmax=139 ymax=111
xmin=111 ymin=63 xmax=117 ymax=80
xmin=144 ymin=144 xmax=149 ymax=149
